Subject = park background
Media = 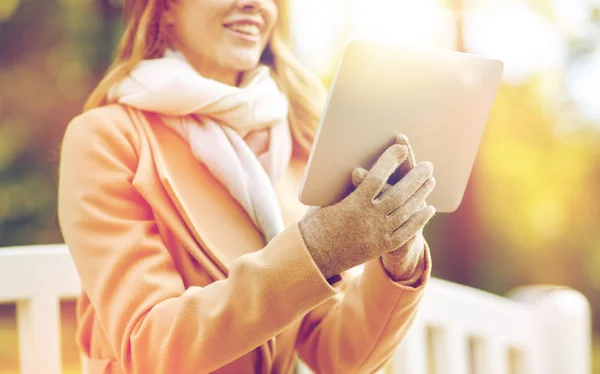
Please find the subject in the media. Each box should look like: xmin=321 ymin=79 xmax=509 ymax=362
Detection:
xmin=0 ymin=0 xmax=599 ymax=372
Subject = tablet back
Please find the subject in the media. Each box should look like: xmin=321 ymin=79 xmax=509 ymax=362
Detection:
xmin=299 ymin=39 xmax=504 ymax=212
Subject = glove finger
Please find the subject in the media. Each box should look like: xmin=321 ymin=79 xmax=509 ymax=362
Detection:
xmin=388 ymin=205 xmax=436 ymax=247
xmin=386 ymin=228 xmax=424 ymax=257
xmin=358 ymin=144 xmax=408 ymax=200
xmin=386 ymin=235 xmax=418 ymax=257
xmin=396 ymin=134 xmax=417 ymax=169
xmin=388 ymin=134 xmax=417 ymax=187
xmin=351 ymin=167 xmax=369 ymax=188
xmin=352 ymin=167 xmax=394 ymax=195
xmin=377 ymin=160 xmax=433 ymax=206
xmin=355 ymin=133 xmax=417 ymax=194
xmin=386 ymin=176 xmax=436 ymax=221
xmin=394 ymin=134 xmax=428 ymax=210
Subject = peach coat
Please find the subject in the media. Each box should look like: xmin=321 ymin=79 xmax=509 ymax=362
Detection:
xmin=57 ymin=104 xmax=431 ymax=374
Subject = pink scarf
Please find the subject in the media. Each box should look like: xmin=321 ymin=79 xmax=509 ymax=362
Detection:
xmin=108 ymin=49 xmax=291 ymax=242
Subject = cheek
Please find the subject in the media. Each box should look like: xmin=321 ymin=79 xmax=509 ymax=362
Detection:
xmin=177 ymin=2 xmax=226 ymax=44
xmin=263 ymin=5 xmax=279 ymax=39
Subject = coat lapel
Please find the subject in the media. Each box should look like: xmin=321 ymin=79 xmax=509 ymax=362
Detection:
xmin=138 ymin=111 xmax=309 ymax=275
xmin=134 ymin=110 xmax=309 ymax=368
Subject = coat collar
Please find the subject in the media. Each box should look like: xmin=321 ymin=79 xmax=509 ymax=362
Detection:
xmin=137 ymin=111 xmax=310 ymax=275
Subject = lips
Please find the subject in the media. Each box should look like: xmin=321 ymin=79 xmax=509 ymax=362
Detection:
xmin=225 ymin=23 xmax=261 ymax=36
xmin=223 ymin=17 xmax=264 ymax=40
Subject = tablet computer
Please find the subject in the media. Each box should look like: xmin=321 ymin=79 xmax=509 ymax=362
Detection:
xmin=298 ymin=39 xmax=504 ymax=213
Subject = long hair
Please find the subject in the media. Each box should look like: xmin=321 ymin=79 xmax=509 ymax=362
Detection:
xmin=84 ymin=0 xmax=326 ymax=156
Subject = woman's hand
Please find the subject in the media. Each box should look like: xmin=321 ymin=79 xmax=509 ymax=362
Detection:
xmin=298 ymin=140 xmax=435 ymax=280
xmin=351 ymin=134 xmax=435 ymax=283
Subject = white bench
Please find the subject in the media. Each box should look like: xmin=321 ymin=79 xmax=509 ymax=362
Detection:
xmin=0 ymin=244 xmax=591 ymax=374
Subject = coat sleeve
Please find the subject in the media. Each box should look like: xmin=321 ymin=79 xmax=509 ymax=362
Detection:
xmin=295 ymin=245 xmax=432 ymax=374
xmin=57 ymin=109 xmax=337 ymax=374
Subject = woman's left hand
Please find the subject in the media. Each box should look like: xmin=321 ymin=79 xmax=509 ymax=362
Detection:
xmin=351 ymin=134 xmax=434 ymax=284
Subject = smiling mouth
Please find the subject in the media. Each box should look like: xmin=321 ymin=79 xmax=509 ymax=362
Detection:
xmin=224 ymin=23 xmax=261 ymax=37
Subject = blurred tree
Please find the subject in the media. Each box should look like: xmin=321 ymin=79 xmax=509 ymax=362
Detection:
xmin=0 ymin=0 xmax=123 ymax=245
xmin=428 ymin=0 xmax=484 ymax=287
xmin=426 ymin=0 xmax=600 ymax=345
xmin=96 ymin=0 xmax=124 ymax=74
xmin=0 ymin=0 xmax=64 ymax=245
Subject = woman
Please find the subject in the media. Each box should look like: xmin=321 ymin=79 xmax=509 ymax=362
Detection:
xmin=57 ymin=0 xmax=437 ymax=373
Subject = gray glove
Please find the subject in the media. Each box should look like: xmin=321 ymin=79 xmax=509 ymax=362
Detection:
xmin=299 ymin=143 xmax=436 ymax=279
xmin=351 ymin=134 xmax=433 ymax=283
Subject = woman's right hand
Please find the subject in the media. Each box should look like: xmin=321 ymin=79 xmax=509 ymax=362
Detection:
xmin=299 ymin=143 xmax=436 ymax=279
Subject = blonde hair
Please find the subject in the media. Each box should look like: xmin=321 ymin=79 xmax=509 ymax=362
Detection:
xmin=84 ymin=0 xmax=326 ymax=156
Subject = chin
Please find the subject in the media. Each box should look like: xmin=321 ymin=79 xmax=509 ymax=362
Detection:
xmin=226 ymin=50 xmax=263 ymax=71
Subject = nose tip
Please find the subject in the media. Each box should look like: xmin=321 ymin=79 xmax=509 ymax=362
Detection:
xmin=238 ymin=0 xmax=262 ymax=11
